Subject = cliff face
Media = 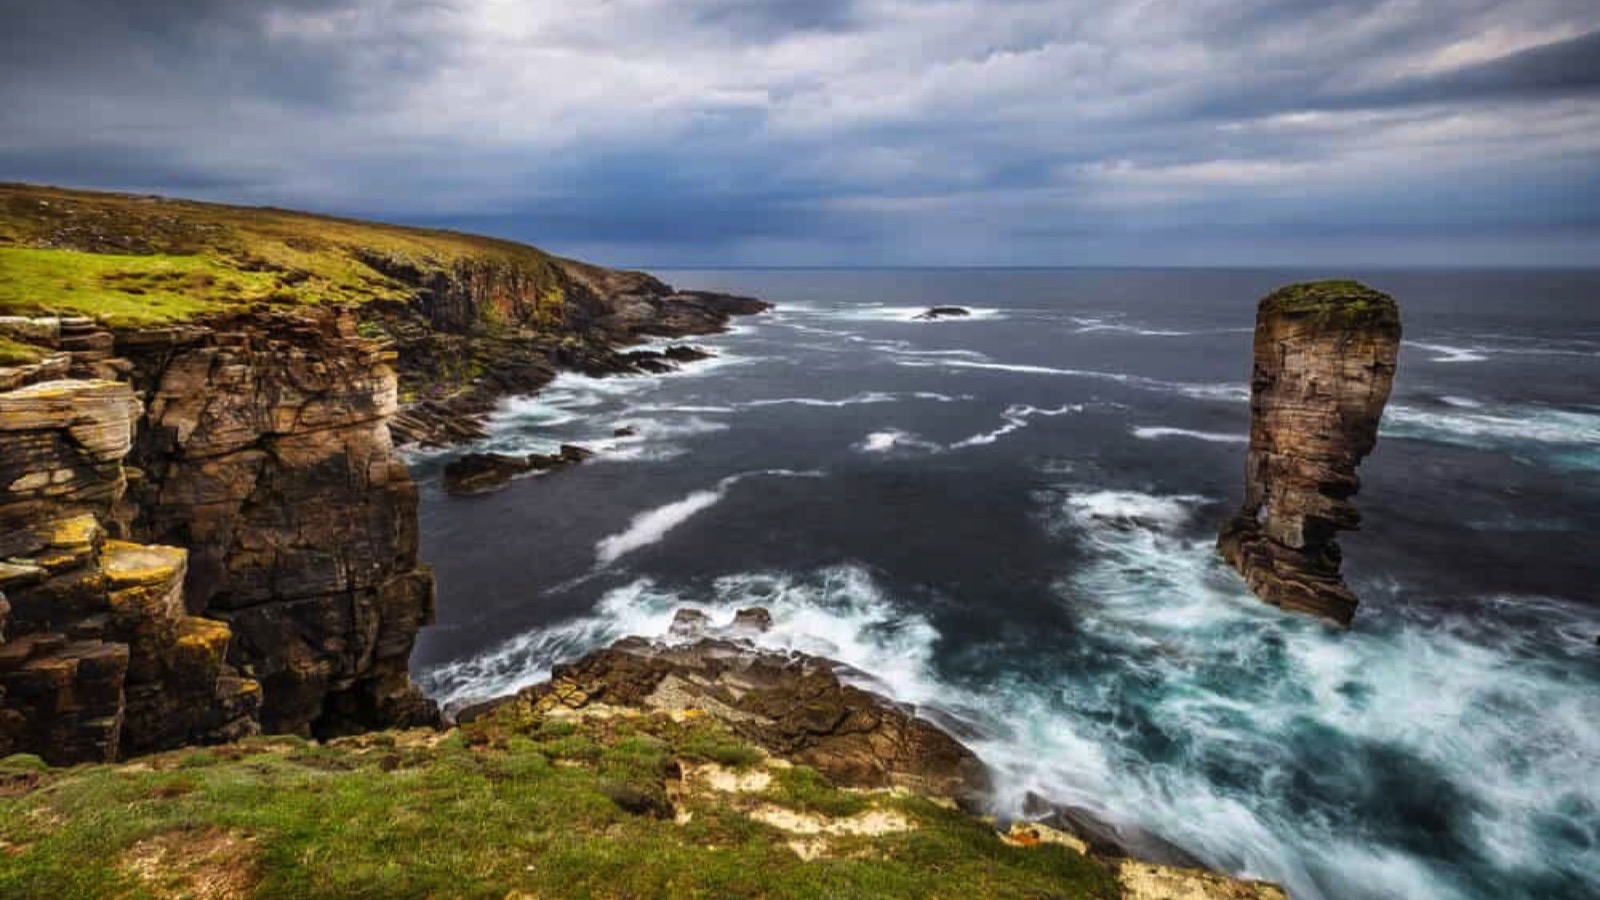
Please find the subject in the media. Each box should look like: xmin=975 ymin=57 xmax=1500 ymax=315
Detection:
xmin=118 ymin=310 xmax=438 ymax=738
xmin=0 ymin=368 xmax=261 ymax=763
xmin=1217 ymin=281 xmax=1401 ymax=625
xmin=0 ymin=309 xmax=434 ymax=763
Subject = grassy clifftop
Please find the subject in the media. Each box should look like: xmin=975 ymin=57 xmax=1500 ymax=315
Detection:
xmin=0 ymin=183 xmax=578 ymax=327
xmin=0 ymin=705 xmax=1117 ymax=900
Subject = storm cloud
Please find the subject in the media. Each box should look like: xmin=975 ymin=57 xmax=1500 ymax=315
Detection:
xmin=1 ymin=0 xmax=1596 ymax=265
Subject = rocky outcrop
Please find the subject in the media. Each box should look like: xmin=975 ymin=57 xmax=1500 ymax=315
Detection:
xmin=913 ymin=306 xmax=971 ymax=320
xmin=460 ymin=613 xmax=990 ymax=807
xmin=0 ymin=308 xmax=437 ymax=763
xmin=0 ymin=376 xmax=259 ymax=764
xmin=115 ymin=309 xmax=438 ymax=737
xmin=441 ymin=444 xmax=593 ymax=495
xmin=1218 ymin=281 xmax=1401 ymax=625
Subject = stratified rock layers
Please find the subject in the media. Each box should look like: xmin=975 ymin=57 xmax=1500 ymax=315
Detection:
xmin=1217 ymin=281 xmax=1401 ymax=625
xmin=0 ymin=310 xmax=435 ymax=764
xmin=118 ymin=310 xmax=438 ymax=738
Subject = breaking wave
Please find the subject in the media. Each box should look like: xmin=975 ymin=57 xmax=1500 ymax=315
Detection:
xmin=594 ymin=470 xmax=822 ymax=566
xmin=1383 ymin=403 xmax=1600 ymax=449
xmin=1133 ymin=426 xmax=1249 ymax=444
xmin=950 ymin=404 xmax=1083 ymax=449
xmin=855 ymin=429 xmax=943 ymax=454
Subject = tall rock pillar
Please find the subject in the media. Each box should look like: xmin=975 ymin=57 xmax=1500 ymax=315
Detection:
xmin=1218 ymin=281 xmax=1401 ymax=625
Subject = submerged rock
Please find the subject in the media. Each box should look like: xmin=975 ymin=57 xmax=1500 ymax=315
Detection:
xmin=441 ymin=453 xmax=537 ymax=495
xmin=1217 ymin=281 xmax=1401 ymax=625
xmin=913 ymin=306 xmax=971 ymax=320
xmin=442 ymin=444 xmax=595 ymax=495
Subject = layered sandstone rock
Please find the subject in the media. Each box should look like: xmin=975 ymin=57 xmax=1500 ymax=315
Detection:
xmin=116 ymin=309 xmax=438 ymax=737
xmin=1 ymin=309 xmax=437 ymax=763
xmin=0 ymin=376 xmax=259 ymax=764
xmin=1218 ymin=281 xmax=1401 ymax=625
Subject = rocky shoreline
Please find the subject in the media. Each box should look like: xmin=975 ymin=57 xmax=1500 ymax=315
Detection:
xmin=453 ymin=608 xmax=1288 ymax=899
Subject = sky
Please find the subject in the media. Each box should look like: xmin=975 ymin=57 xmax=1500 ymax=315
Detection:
xmin=2 ymin=0 xmax=1597 ymax=267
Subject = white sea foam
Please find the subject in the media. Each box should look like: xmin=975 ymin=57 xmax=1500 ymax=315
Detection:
xmin=829 ymin=305 xmax=1006 ymax=323
xmin=950 ymin=404 xmax=1082 ymax=449
xmin=745 ymin=391 xmax=900 ymax=408
xmin=421 ymin=564 xmax=942 ymax=714
xmin=1071 ymin=316 xmax=1194 ymax=337
xmin=1439 ymin=396 xmax=1483 ymax=408
xmin=1406 ymin=341 xmax=1490 ymax=363
xmin=1383 ymin=404 xmax=1600 ymax=447
xmin=1132 ymin=426 xmax=1249 ymax=444
xmin=593 ymin=470 xmax=821 ymax=566
xmin=855 ymin=429 xmax=942 ymax=454
xmin=900 ymin=357 xmax=1249 ymax=404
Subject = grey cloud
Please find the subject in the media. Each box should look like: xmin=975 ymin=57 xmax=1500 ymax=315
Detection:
xmin=1335 ymin=29 xmax=1600 ymax=108
xmin=0 ymin=0 xmax=1596 ymax=265
xmin=691 ymin=0 xmax=860 ymax=39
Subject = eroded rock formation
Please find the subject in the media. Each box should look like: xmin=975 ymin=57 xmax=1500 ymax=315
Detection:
xmin=116 ymin=310 xmax=438 ymax=737
xmin=1218 ymin=281 xmax=1401 ymax=625
xmin=0 ymin=375 xmax=260 ymax=763
xmin=0 ymin=310 xmax=433 ymax=763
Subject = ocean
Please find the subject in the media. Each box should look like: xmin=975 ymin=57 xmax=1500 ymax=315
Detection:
xmin=407 ymin=269 xmax=1600 ymax=900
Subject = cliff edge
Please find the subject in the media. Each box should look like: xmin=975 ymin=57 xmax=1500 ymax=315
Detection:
xmin=0 ymin=184 xmax=767 ymax=764
xmin=1218 ymin=280 xmax=1401 ymax=625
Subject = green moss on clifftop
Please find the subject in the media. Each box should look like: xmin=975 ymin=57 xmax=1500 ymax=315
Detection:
xmin=0 ymin=708 xmax=1118 ymax=900
xmin=0 ymin=183 xmax=574 ymax=327
xmin=1259 ymin=280 xmax=1399 ymax=329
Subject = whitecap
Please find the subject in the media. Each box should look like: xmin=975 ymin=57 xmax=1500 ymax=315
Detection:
xmin=744 ymin=391 xmax=900 ymax=409
xmin=950 ymin=404 xmax=1082 ymax=449
xmin=855 ymin=429 xmax=942 ymax=454
xmin=1132 ymin=426 xmax=1248 ymax=444
xmin=1405 ymin=341 xmax=1489 ymax=363
xmin=593 ymin=469 xmax=821 ymax=566
xmin=829 ymin=305 xmax=1007 ymax=323
xmin=899 ymin=357 xmax=1249 ymax=404
xmin=1383 ymin=404 xmax=1600 ymax=447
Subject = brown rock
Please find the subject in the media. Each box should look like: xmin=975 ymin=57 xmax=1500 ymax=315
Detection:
xmin=1217 ymin=281 xmax=1401 ymax=625
xmin=505 ymin=637 xmax=991 ymax=806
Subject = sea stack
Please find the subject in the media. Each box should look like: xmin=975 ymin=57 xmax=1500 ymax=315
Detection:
xmin=1218 ymin=281 xmax=1401 ymax=626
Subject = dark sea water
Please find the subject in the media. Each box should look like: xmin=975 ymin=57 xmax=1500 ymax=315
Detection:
xmin=408 ymin=269 xmax=1600 ymax=900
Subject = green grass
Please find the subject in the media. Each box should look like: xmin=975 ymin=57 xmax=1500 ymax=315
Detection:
xmin=0 ymin=712 xmax=1119 ymax=900
xmin=0 ymin=335 xmax=46 ymax=365
xmin=0 ymin=183 xmax=582 ymax=329
xmin=762 ymin=765 xmax=872 ymax=818
xmin=0 ymin=247 xmax=280 ymax=326
xmin=1259 ymin=280 xmax=1399 ymax=328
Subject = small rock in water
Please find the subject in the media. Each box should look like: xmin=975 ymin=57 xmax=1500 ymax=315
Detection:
xmin=669 ymin=608 xmax=711 ymax=639
xmin=913 ymin=306 xmax=971 ymax=320
xmin=731 ymin=607 xmax=773 ymax=633
xmin=662 ymin=345 xmax=713 ymax=363
xmin=558 ymin=443 xmax=594 ymax=463
xmin=613 ymin=426 xmax=639 ymax=438
xmin=442 ymin=453 xmax=536 ymax=495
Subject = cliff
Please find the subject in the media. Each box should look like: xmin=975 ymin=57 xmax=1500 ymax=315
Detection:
xmin=0 ymin=184 xmax=767 ymax=764
xmin=1217 ymin=281 xmax=1402 ymax=625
